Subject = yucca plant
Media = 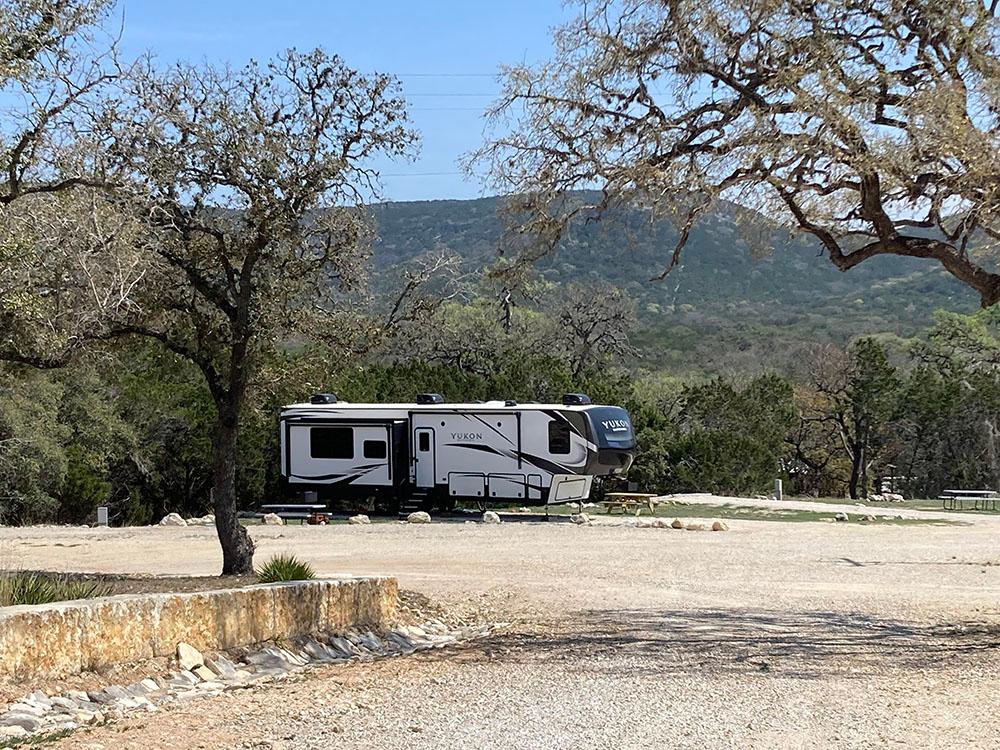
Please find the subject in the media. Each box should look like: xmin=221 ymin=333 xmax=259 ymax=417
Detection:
xmin=0 ymin=573 xmax=113 ymax=607
xmin=256 ymin=553 xmax=316 ymax=583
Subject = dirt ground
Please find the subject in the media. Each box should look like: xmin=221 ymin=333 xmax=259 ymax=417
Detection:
xmin=3 ymin=501 xmax=1000 ymax=749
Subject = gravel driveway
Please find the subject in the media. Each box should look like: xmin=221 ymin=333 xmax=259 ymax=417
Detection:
xmin=6 ymin=503 xmax=999 ymax=749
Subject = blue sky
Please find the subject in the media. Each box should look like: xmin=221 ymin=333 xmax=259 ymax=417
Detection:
xmin=116 ymin=1 xmax=571 ymax=202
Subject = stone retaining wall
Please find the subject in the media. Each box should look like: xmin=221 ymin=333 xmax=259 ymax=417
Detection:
xmin=0 ymin=577 xmax=397 ymax=680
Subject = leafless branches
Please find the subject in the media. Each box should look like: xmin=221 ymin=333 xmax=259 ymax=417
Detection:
xmin=83 ymin=49 xmax=419 ymax=403
xmin=555 ymin=283 xmax=637 ymax=377
xmin=471 ymin=0 xmax=1000 ymax=307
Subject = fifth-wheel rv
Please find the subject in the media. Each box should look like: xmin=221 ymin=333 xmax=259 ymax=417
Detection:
xmin=279 ymin=393 xmax=635 ymax=511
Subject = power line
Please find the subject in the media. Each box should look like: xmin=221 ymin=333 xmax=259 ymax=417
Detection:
xmin=406 ymin=92 xmax=499 ymax=97
xmin=381 ymin=171 xmax=464 ymax=177
xmin=395 ymin=72 xmax=497 ymax=77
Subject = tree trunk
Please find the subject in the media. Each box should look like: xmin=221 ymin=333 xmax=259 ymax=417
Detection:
xmin=212 ymin=399 xmax=255 ymax=575
xmin=985 ymin=418 xmax=1000 ymax=493
xmin=848 ymin=440 xmax=865 ymax=500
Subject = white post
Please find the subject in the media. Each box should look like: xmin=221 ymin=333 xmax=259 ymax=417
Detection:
xmin=774 ymin=479 xmax=783 ymax=502
xmin=96 ymin=506 xmax=109 ymax=527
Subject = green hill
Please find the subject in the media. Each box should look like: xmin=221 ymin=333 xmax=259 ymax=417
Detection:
xmin=371 ymin=195 xmax=977 ymax=373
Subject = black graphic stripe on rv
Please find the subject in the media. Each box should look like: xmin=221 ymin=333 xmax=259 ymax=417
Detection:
xmin=516 ymin=451 xmax=575 ymax=476
xmin=291 ymin=464 xmax=383 ymax=482
xmin=446 ymin=443 xmax=510 ymax=458
xmin=467 ymin=414 xmax=515 ymax=446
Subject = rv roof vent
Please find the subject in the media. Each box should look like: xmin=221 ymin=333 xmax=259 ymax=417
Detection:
xmin=505 ymin=399 xmax=517 ymax=407
xmin=310 ymin=392 xmax=338 ymax=405
xmin=416 ymin=392 xmax=444 ymax=405
xmin=562 ymin=393 xmax=592 ymax=406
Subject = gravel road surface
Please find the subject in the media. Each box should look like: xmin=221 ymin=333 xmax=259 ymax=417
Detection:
xmin=4 ymin=500 xmax=998 ymax=749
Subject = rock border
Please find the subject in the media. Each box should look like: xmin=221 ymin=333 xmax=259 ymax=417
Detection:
xmin=0 ymin=620 xmax=502 ymax=742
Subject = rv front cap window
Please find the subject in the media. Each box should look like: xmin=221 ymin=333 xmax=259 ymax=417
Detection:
xmin=310 ymin=426 xmax=354 ymax=459
xmin=363 ymin=440 xmax=387 ymax=459
xmin=548 ymin=420 xmax=572 ymax=455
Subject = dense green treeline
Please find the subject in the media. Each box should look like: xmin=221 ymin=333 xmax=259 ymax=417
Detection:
xmin=3 ymin=303 xmax=1000 ymax=525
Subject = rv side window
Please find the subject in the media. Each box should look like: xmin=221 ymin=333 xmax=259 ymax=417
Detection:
xmin=418 ymin=432 xmax=430 ymax=451
xmin=310 ymin=427 xmax=354 ymax=459
xmin=548 ymin=421 xmax=571 ymax=454
xmin=363 ymin=440 xmax=387 ymax=459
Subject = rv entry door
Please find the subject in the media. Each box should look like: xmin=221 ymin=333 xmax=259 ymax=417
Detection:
xmin=414 ymin=428 xmax=435 ymax=488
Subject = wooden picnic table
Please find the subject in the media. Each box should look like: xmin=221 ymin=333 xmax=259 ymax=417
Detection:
xmin=601 ymin=492 xmax=660 ymax=516
xmin=259 ymin=503 xmax=329 ymax=524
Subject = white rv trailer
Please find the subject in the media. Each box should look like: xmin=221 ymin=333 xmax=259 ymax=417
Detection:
xmin=279 ymin=393 xmax=635 ymax=511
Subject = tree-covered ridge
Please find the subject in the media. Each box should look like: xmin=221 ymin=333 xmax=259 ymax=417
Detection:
xmin=370 ymin=195 xmax=976 ymax=372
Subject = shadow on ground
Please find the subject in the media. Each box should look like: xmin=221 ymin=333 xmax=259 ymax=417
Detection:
xmin=438 ymin=607 xmax=1000 ymax=680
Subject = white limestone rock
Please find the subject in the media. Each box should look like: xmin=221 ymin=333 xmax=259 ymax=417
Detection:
xmin=176 ymin=642 xmax=204 ymax=671
xmin=168 ymin=670 xmax=200 ymax=687
xmin=48 ymin=697 xmax=78 ymax=712
xmin=193 ymin=664 xmax=216 ymax=681
xmin=206 ymin=655 xmax=238 ymax=680
xmin=0 ymin=713 xmax=41 ymax=732
xmin=5 ymin=703 xmax=45 ymax=718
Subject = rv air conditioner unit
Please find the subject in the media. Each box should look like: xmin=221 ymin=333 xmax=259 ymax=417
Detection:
xmin=310 ymin=393 xmax=338 ymax=404
xmin=416 ymin=393 xmax=445 ymax=405
xmin=562 ymin=393 xmax=592 ymax=406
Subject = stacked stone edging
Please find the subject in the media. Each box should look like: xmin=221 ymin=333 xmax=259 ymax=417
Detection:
xmin=0 ymin=577 xmax=397 ymax=679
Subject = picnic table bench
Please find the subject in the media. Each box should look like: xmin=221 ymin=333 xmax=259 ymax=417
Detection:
xmin=938 ymin=489 xmax=999 ymax=512
xmin=600 ymin=492 xmax=660 ymax=516
xmin=259 ymin=503 xmax=329 ymax=524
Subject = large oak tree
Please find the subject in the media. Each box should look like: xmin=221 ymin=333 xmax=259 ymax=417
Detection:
xmin=99 ymin=51 xmax=417 ymax=573
xmin=473 ymin=0 xmax=1000 ymax=306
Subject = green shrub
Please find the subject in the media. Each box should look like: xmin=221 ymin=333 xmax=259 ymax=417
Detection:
xmin=256 ymin=553 xmax=315 ymax=583
xmin=0 ymin=572 xmax=113 ymax=606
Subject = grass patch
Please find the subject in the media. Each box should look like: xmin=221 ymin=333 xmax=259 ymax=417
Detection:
xmin=519 ymin=501 xmax=960 ymax=526
xmin=653 ymin=502 xmax=960 ymax=526
xmin=0 ymin=572 xmax=113 ymax=607
xmin=0 ymin=727 xmax=76 ymax=748
xmin=256 ymin=553 xmax=316 ymax=583
xmin=797 ymin=496 xmax=1000 ymax=515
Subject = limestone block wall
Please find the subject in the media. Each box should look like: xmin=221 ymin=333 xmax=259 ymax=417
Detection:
xmin=0 ymin=577 xmax=397 ymax=680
